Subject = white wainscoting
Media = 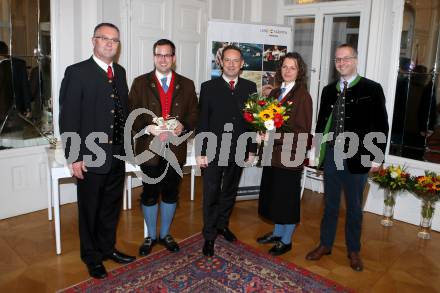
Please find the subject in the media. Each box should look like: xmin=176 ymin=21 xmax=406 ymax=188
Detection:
xmin=0 ymin=146 xmax=76 ymax=219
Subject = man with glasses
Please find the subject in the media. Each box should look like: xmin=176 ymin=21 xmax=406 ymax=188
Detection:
xmin=128 ymin=39 xmax=198 ymax=256
xmin=59 ymin=23 xmax=135 ymax=279
xmin=305 ymin=43 xmax=388 ymax=271
xmin=196 ymin=45 xmax=257 ymax=256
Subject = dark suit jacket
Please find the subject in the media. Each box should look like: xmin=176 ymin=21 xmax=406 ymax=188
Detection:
xmin=59 ymin=57 xmax=129 ymax=174
xmin=316 ymin=76 xmax=389 ymax=174
xmin=128 ymin=70 xmax=199 ymax=166
xmin=196 ymin=76 xmax=257 ymax=163
xmin=0 ymin=59 xmax=13 ymax=119
xmin=11 ymin=57 xmax=31 ymax=113
xmin=267 ymin=84 xmax=313 ymax=170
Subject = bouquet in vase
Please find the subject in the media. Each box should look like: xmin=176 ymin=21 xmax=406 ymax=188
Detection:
xmin=370 ymin=165 xmax=410 ymax=226
xmin=408 ymin=171 xmax=440 ymax=215
xmin=371 ymin=165 xmax=410 ymax=192
xmin=408 ymin=171 xmax=440 ymax=239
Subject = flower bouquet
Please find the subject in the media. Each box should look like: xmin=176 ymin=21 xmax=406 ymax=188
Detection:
xmin=408 ymin=171 xmax=440 ymax=239
xmin=243 ymin=93 xmax=292 ymax=132
xmin=370 ymin=165 xmax=410 ymax=226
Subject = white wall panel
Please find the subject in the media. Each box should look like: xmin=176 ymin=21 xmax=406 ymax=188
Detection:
xmin=177 ymin=40 xmax=201 ymax=84
xmin=0 ymin=147 xmax=48 ymax=219
xmin=128 ymin=0 xmax=171 ymax=84
xmin=173 ymin=0 xmax=207 ymax=89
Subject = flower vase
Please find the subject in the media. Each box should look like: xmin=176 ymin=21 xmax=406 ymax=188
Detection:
xmin=381 ymin=190 xmax=396 ymax=227
xmin=418 ymin=199 xmax=436 ymax=240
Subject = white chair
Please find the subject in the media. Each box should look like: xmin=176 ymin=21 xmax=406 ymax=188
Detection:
xmin=300 ymin=147 xmax=324 ymax=198
xmin=46 ymin=140 xmax=198 ymax=253
xmin=300 ymin=165 xmax=324 ymax=198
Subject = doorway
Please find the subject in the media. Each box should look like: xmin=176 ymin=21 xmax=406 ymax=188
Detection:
xmin=283 ymin=0 xmax=371 ymax=130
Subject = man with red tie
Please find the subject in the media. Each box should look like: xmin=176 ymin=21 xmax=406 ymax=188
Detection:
xmin=128 ymin=39 xmax=198 ymax=256
xmin=196 ymin=45 xmax=257 ymax=256
xmin=59 ymin=23 xmax=135 ymax=279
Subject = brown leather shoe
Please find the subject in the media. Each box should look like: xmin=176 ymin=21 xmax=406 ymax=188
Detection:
xmin=305 ymin=245 xmax=332 ymax=260
xmin=348 ymin=252 xmax=363 ymax=271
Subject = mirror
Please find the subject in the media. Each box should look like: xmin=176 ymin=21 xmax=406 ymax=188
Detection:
xmin=389 ymin=0 xmax=440 ymax=163
xmin=0 ymin=0 xmax=52 ymax=150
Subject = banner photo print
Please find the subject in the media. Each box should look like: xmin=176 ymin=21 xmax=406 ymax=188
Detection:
xmin=207 ymin=20 xmax=292 ymax=95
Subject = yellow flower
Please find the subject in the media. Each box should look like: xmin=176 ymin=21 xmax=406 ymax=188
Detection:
xmin=389 ymin=165 xmax=402 ymax=176
xmin=258 ymin=109 xmax=273 ymax=121
xmin=433 ymin=182 xmax=440 ymax=191
xmin=267 ymin=104 xmax=283 ymax=114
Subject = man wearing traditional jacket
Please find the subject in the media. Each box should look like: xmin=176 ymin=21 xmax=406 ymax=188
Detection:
xmin=129 ymin=39 xmax=198 ymax=256
xmin=306 ymin=44 xmax=389 ymax=272
xmin=59 ymin=23 xmax=135 ymax=279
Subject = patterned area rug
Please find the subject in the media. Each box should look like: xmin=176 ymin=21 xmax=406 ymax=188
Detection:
xmin=59 ymin=233 xmax=352 ymax=292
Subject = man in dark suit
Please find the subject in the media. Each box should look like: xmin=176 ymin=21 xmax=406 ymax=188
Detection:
xmin=129 ymin=39 xmax=198 ymax=256
xmin=0 ymin=43 xmax=13 ymax=123
xmin=196 ymin=45 xmax=257 ymax=256
xmin=59 ymin=23 xmax=135 ymax=279
xmin=0 ymin=41 xmax=31 ymax=120
xmin=306 ymin=44 xmax=389 ymax=271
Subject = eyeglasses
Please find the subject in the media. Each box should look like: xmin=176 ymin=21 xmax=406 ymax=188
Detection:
xmin=154 ymin=54 xmax=174 ymax=59
xmin=94 ymin=36 xmax=120 ymax=44
xmin=334 ymin=56 xmax=356 ymax=63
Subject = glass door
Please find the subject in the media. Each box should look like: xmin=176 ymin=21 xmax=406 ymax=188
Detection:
xmin=283 ymin=0 xmax=371 ymax=131
xmin=319 ymin=14 xmax=360 ymax=103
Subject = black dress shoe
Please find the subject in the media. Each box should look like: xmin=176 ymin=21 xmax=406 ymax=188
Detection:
xmin=203 ymin=240 xmax=215 ymax=257
xmin=87 ymin=263 xmax=107 ymax=279
xmin=139 ymin=237 xmax=157 ymax=256
xmin=348 ymin=252 xmax=364 ymax=272
xmin=105 ymin=249 xmax=136 ymax=264
xmin=159 ymin=235 xmax=180 ymax=252
xmin=217 ymin=227 xmax=237 ymax=242
xmin=269 ymin=241 xmax=292 ymax=256
xmin=257 ymin=232 xmax=282 ymax=244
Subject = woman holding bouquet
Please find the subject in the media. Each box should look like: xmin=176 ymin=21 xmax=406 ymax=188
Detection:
xmin=257 ymin=52 xmax=313 ymax=255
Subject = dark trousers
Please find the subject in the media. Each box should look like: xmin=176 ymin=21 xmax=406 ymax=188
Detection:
xmin=76 ymin=148 xmax=125 ymax=265
xmin=140 ymin=158 xmax=182 ymax=206
xmin=320 ymin=147 xmax=368 ymax=253
xmin=202 ymin=163 xmax=243 ymax=241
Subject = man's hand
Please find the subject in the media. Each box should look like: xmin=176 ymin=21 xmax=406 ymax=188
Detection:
xmin=196 ymin=155 xmax=208 ymax=168
xmin=245 ymin=152 xmax=257 ymax=167
xmin=369 ymin=162 xmax=382 ymax=173
xmin=173 ymin=121 xmax=184 ymax=136
xmin=71 ymin=161 xmax=87 ymax=179
xmin=256 ymin=132 xmax=270 ymax=143
xmin=262 ymin=84 xmax=274 ymax=97
xmin=146 ymin=124 xmax=166 ymax=136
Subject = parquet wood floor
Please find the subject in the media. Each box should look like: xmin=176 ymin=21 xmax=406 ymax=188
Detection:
xmin=0 ymin=175 xmax=439 ymax=292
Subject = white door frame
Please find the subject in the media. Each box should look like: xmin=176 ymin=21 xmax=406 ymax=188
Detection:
xmin=280 ymin=0 xmax=372 ymax=131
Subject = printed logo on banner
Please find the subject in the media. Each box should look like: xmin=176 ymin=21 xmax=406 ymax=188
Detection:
xmin=260 ymin=27 xmax=289 ymax=38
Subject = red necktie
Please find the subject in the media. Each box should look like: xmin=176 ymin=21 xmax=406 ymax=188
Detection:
xmin=107 ymin=65 xmax=113 ymax=80
xmin=229 ymin=80 xmax=235 ymax=90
